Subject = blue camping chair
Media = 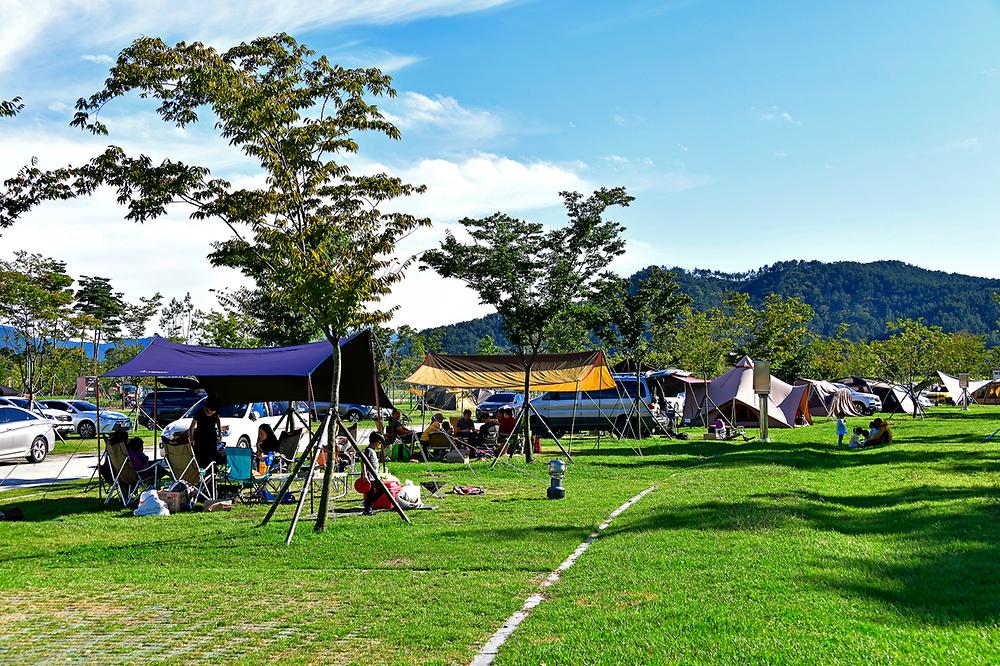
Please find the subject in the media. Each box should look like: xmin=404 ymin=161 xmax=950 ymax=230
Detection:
xmin=223 ymin=446 xmax=269 ymax=504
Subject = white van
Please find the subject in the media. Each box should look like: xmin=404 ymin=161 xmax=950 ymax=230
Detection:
xmin=530 ymin=374 xmax=659 ymax=436
xmin=161 ymin=399 xmax=311 ymax=452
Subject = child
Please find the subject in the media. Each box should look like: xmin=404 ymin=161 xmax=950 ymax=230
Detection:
xmin=849 ymin=427 xmax=866 ymax=449
xmin=836 ymin=416 xmax=848 ymax=446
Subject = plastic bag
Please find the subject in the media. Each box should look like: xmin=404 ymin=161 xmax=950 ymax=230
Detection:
xmin=134 ymin=489 xmax=170 ymax=517
xmin=396 ymin=479 xmax=422 ymax=509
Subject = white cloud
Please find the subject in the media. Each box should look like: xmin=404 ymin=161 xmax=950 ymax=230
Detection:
xmin=0 ymin=0 xmax=516 ymax=71
xmin=80 ymin=54 xmax=114 ymax=65
xmin=753 ymin=105 xmax=801 ymax=125
xmin=0 ymin=121 xmax=590 ymax=329
xmin=383 ymin=92 xmax=502 ymax=141
xmin=932 ymin=137 xmax=980 ymax=154
xmin=365 ymin=152 xmax=589 ymax=220
xmin=596 ymin=155 xmax=710 ymax=194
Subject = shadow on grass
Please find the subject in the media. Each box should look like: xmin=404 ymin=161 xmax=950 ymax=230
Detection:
xmin=0 ymin=494 xmax=108 ymax=522
xmin=608 ymin=483 xmax=1000 ymax=623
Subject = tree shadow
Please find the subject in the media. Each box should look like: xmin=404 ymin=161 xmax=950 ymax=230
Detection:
xmin=0 ymin=494 xmax=108 ymax=522
xmin=607 ymin=484 xmax=1000 ymax=623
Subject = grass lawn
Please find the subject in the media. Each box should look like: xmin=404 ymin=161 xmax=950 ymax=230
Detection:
xmin=3 ymin=407 xmax=1000 ymax=664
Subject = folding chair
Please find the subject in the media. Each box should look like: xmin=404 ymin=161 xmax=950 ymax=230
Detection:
xmin=104 ymin=440 xmax=148 ymax=508
xmin=163 ymin=438 xmax=217 ymax=508
xmin=223 ymin=446 xmax=270 ymax=504
xmin=275 ymin=428 xmax=304 ymax=472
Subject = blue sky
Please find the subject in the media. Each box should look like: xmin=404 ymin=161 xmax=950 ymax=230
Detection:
xmin=2 ymin=0 xmax=1000 ymax=328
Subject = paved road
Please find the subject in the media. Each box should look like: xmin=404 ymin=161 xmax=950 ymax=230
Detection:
xmin=0 ymin=452 xmax=99 ymax=491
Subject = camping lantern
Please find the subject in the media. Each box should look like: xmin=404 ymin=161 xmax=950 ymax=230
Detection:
xmin=547 ymin=459 xmax=566 ymax=500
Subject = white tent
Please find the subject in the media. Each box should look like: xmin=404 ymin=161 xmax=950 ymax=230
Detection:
xmin=685 ymin=356 xmax=811 ymax=428
xmin=936 ymin=371 xmax=991 ymax=406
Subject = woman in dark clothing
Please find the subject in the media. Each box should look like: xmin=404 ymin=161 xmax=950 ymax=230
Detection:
xmin=256 ymin=423 xmax=279 ymax=456
xmin=188 ymin=395 xmax=223 ymax=468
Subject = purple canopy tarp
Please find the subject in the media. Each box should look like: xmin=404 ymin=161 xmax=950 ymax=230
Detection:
xmin=102 ymin=330 xmax=390 ymax=405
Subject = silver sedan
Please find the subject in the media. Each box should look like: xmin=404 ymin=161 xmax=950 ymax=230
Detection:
xmin=0 ymin=406 xmax=55 ymax=464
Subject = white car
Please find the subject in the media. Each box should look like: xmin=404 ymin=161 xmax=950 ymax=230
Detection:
xmin=38 ymin=399 xmax=132 ymax=439
xmin=0 ymin=405 xmax=56 ymax=463
xmin=161 ymin=399 xmax=311 ymax=453
xmin=0 ymin=397 xmax=74 ymax=435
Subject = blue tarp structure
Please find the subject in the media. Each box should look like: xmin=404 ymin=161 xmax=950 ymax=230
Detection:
xmin=102 ymin=330 xmax=390 ymax=405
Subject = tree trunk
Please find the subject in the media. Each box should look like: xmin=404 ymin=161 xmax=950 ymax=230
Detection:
xmin=315 ymin=337 xmax=341 ymax=532
xmin=523 ymin=366 xmax=533 ymax=463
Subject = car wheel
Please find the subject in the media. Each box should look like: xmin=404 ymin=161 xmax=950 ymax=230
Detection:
xmin=237 ymin=435 xmax=251 ymax=448
xmin=78 ymin=421 xmax=96 ymax=439
xmin=27 ymin=436 xmax=48 ymax=464
xmin=853 ymin=401 xmax=871 ymax=416
xmin=345 ymin=409 xmax=362 ymax=423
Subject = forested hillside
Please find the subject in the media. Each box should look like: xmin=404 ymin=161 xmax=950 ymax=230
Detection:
xmin=427 ymin=260 xmax=1000 ymax=352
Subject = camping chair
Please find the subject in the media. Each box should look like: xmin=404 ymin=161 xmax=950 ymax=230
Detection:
xmin=222 ymin=446 xmax=270 ymax=504
xmin=103 ymin=440 xmax=149 ymax=508
xmin=426 ymin=431 xmax=453 ymax=460
xmin=163 ymin=438 xmax=217 ymax=508
xmin=274 ymin=428 xmax=304 ymax=472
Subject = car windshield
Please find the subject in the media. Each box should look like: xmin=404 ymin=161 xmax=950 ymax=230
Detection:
xmin=70 ymin=401 xmax=98 ymax=411
xmin=489 ymin=393 xmax=518 ymax=403
xmin=183 ymin=399 xmax=248 ymax=419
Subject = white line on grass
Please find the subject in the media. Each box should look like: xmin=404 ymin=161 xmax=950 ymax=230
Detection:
xmin=469 ymin=485 xmax=657 ymax=666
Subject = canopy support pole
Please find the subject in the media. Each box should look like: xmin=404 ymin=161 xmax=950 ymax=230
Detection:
xmin=527 ymin=401 xmax=573 ymax=461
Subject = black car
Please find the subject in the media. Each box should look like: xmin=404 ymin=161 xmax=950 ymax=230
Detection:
xmin=137 ymin=389 xmax=206 ymax=428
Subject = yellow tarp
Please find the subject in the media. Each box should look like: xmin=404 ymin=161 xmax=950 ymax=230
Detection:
xmin=404 ymin=350 xmax=616 ymax=392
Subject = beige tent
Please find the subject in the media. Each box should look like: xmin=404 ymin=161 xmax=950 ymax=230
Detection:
xmin=423 ymin=386 xmax=477 ymax=411
xmin=686 ymin=356 xmax=811 ymax=428
xmin=794 ymin=378 xmax=864 ymax=417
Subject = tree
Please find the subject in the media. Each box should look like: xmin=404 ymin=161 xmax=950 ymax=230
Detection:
xmin=0 ymin=34 xmax=428 ymax=532
xmin=477 ymin=335 xmax=503 ymax=355
xmin=423 ymin=187 xmax=630 ymax=462
xmin=123 ymin=292 xmax=163 ymax=340
xmin=593 ymin=266 xmax=690 ymax=436
xmin=723 ymin=293 xmax=816 ymax=381
xmin=0 ymin=252 xmax=74 ymax=396
xmin=877 ymin=318 xmax=946 ymax=416
xmin=193 ymin=308 xmax=260 ymax=348
xmin=74 ymin=275 xmax=125 ymax=370
xmin=158 ymin=294 xmax=194 ymax=342
xmin=667 ymin=306 xmax=733 ymax=423
xmin=213 ymin=286 xmax=317 ymax=345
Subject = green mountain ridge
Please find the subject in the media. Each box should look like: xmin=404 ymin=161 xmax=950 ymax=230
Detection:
xmin=424 ymin=260 xmax=1000 ymax=353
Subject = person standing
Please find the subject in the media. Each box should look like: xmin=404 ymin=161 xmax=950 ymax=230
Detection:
xmin=189 ymin=395 xmax=224 ymax=468
xmin=836 ymin=416 xmax=848 ymax=447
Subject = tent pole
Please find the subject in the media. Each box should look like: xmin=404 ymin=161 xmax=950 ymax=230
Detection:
xmin=96 ymin=375 xmax=103 ymax=502
xmin=528 ymin=401 xmax=573 ymax=461
xmin=153 ymin=380 xmax=158 ymax=464
xmin=260 ymin=417 xmax=327 ymax=527
xmin=568 ymin=380 xmax=579 ymax=455
xmin=285 ymin=425 xmax=322 ymax=544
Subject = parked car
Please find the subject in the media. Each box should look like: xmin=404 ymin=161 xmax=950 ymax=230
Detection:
xmin=309 ymin=401 xmax=393 ymax=422
xmin=137 ymin=389 xmax=206 ymax=429
xmin=38 ymin=399 xmax=132 ymax=439
xmin=160 ymin=399 xmax=311 ymax=452
xmin=0 ymin=397 xmax=74 ymax=436
xmin=476 ymin=392 xmax=525 ymax=422
xmin=530 ymin=374 xmax=659 ymax=436
xmin=830 ymin=382 xmax=882 ymax=415
xmin=0 ymin=405 xmax=55 ymax=463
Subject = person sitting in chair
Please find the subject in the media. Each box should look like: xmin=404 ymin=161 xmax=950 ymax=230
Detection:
xmin=456 ymin=409 xmax=477 ymax=442
xmin=497 ymin=407 xmax=518 ymax=437
xmin=127 ymin=436 xmax=161 ymax=483
xmin=255 ymin=423 xmax=279 ymax=461
xmin=388 ymin=409 xmax=417 ymax=444
xmin=420 ymin=412 xmax=451 ymax=442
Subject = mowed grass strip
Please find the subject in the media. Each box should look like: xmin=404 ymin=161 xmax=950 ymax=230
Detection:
xmin=497 ymin=410 xmax=1000 ymax=665
xmin=0 ymin=447 xmax=669 ymax=665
